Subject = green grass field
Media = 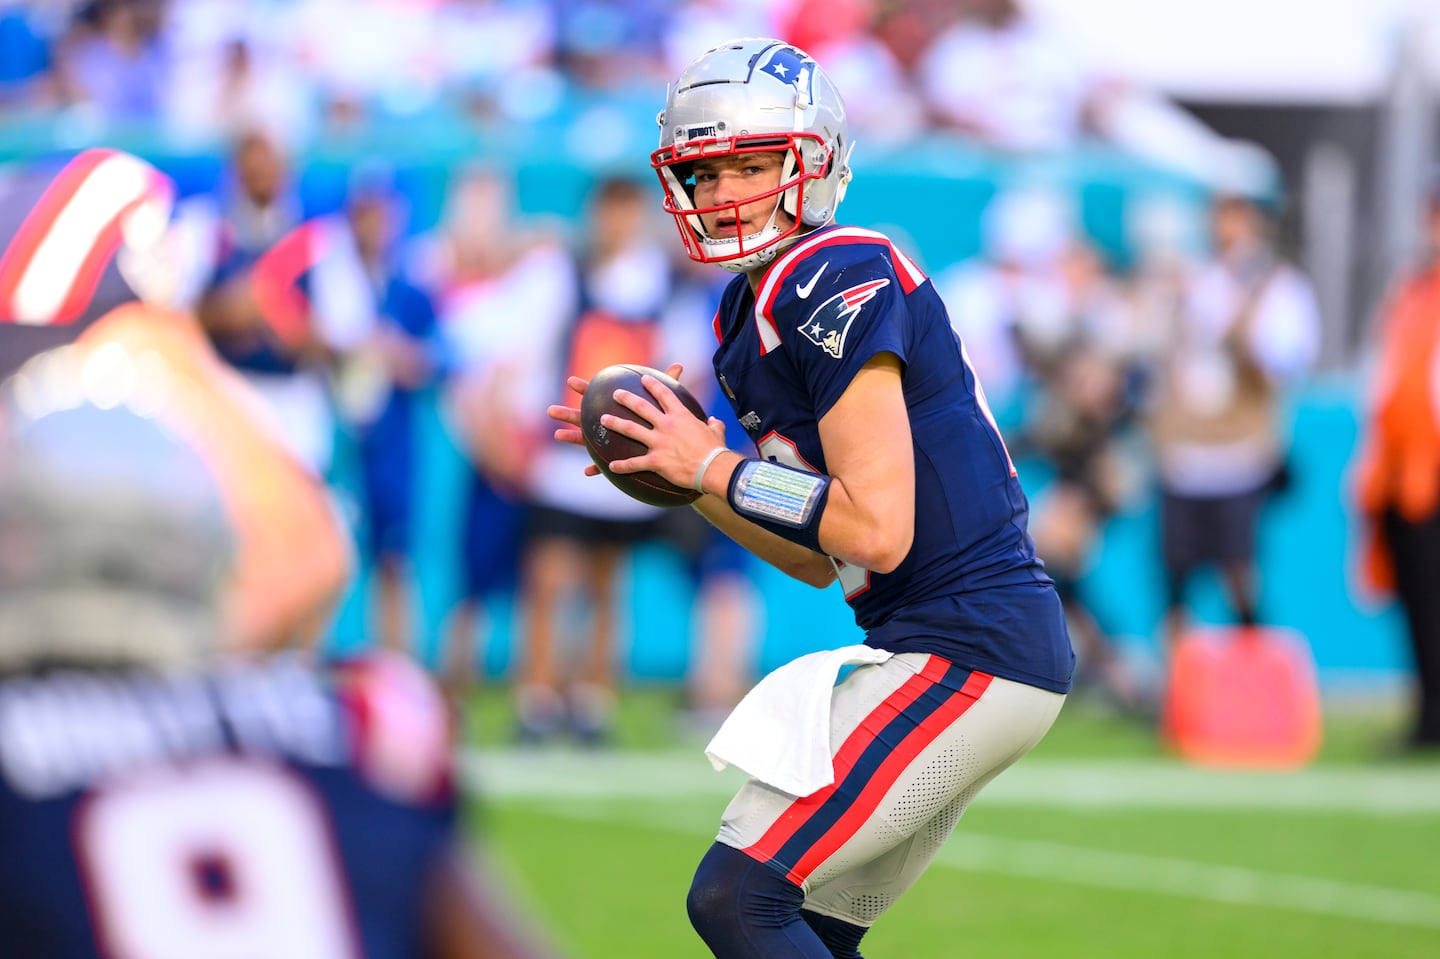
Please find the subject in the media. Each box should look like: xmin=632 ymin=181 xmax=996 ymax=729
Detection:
xmin=459 ymin=690 xmax=1440 ymax=958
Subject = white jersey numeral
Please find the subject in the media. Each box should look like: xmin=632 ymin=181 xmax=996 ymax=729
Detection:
xmin=757 ymin=431 xmax=872 ymax=598
xmin=831 ymin=558 xmax=870 ymax=599
xmin=76 ymin=759 xmax=359 ymax=959
xmin=959 ymin=338 xmax=1016 ymax=476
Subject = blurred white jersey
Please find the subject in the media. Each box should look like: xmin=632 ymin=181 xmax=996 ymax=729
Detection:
xmin=527 ymin=242 xmax=684 ymax=521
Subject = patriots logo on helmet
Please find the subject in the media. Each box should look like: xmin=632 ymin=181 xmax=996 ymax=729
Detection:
xmin=752 ymin=45 xmax=815 ymax=105
xmin=797 ymin=278 xmax=890 ymax=359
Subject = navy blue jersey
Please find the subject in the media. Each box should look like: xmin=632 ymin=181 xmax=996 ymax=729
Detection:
xmin=357 ymin=274 xmax=439 ymax=559
xmin=712 ymin=226 xmax=1073 ymax=693
xmin=0 ymin=654 xmax=456 ymax=959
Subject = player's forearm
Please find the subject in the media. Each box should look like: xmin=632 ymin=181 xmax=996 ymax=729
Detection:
xmin=695 ymin=445 xmax=911 ymax=579
xmin=691 ymin=491 xmax=837 ymax=587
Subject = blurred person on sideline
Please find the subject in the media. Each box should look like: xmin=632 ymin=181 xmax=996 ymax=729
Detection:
xmin=932 ymin=184 xmax=1078 ymax=406
xmin=1013 ymin=240 xmax=1149 ymax=712
xmin=195 ymin=125 xmax=347 ymax=478
xmin=936 ymin=189 xmax=1145 ymax=708
xmin=0 ymin=350 xmax=569 ymax=959
xmin=517 ymin=174 xmax=679 ymax=746
xmin=1147 ymin=192 xmax=1320 ymax=649
xmin=550 ymin=39 xmax=1071 ymax=956
xmin=671 ymin=489 xmax=767 ymax=735
xmin=0 ymin=147 xmax=351 ymax=650
xmin=331 ymin=167 xmax=442 ymax=655
xmin=426 ymin=166 xmax=572 ymax=702
xmin=662 ymin=254 xmax=767 ymax=735
xmin=1353 ymin=172 xmax=1440 ymax=753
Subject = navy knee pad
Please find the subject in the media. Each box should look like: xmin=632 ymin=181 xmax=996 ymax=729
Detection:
xmin=801 ymin=910 xmax=868 ymax=959
xmin=686 ymin=842 xmax=835 ymax=959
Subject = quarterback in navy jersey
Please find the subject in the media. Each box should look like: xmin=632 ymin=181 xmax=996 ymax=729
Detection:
xmin=710 ymin=225 xmax=1072 ymax=691
xmin=550 ymin=37 xmax=1073 ymax=958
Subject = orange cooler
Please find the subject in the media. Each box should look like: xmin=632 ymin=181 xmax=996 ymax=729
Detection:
xmin=1161 ymin=626 xmax=1323 ymax=769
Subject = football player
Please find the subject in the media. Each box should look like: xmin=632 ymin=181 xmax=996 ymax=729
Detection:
xmin=549 ymin=38 xmax=1074 ymax=957
xmin=0 ymin=147 xmax=350 ymax=650
xmin=0 ymin=346 xmax=566 ymax=959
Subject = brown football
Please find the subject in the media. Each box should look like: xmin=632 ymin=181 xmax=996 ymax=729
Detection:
xmin=580 ymin=364 xmax=708 ymax=508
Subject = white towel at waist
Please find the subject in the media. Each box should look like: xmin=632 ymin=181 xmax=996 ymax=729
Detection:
xmin=705 ymin=644 xmax=894 ymax=797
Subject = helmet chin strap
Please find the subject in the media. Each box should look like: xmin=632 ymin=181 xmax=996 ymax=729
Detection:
xmin=780 ymin=151 xmax=800 ymax=220
xmin=703 ymin=198 xmax=790 ymax=272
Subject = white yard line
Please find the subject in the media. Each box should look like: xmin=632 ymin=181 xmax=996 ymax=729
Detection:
xmin=938 ymin=835 xmax=1440 ymax=930
xmin=494 ymin=787 xmax=1440 ymax=932
xmin=461 ymin=748 xmax=1440 ymax=814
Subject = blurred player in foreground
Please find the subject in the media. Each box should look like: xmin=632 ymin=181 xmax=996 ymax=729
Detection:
xmin=0 ymin=146 xmax=349 ymax=649
xmin=0 ymin=346 xmax=566 ymax=959
xmin=550 ymin=38 xmax=1073 ymax=958
xmin=0 ymin=147 xmax=565 ymax=958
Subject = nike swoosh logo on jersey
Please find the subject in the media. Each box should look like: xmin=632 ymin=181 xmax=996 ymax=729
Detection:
xmin=796 ymin=261 xmax=829 ymax=299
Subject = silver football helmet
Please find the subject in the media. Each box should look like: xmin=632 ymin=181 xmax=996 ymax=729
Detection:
xmin=652 ymin=38 xmax=854 ymax=273
xmin=0 ymin=343 xmax=234 ymax=672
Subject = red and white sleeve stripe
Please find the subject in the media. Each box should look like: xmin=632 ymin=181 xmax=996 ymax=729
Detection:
xmin=0 ymin=149 xmax=174 ymax=327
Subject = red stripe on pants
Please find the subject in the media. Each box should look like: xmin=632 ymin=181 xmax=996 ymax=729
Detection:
xmin=744 ymin=656 xmax=957 ymax=869
xmin=787 ymin=670 xmax=992 ymax=884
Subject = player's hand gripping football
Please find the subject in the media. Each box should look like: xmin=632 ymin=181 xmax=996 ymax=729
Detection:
xmin=548 ymin=363 xmax=729 ymax=488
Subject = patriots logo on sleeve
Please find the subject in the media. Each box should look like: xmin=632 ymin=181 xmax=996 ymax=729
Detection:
xmin=796 ymin=278 xmax=890 ymax=359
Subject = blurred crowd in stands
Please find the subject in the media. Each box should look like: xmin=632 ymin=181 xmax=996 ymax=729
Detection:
xmin=0 ymin=0 xmax=1336 ymax=744
xmin=0 ymin=0 xmax=1269 ymax=190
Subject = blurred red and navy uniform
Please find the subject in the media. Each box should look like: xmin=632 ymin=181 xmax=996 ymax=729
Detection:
xmin=239 ymin=210 xmax=440 ymax=559
xmin=209 ymin=216 xmax=326 ymax=372
xmin=0 ymin=654 xmax=456 ymax=959
xmin=0 ymin=149 xmax=173 ymax=378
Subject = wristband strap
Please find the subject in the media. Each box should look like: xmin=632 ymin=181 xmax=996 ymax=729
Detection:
xmin=727 ymin=457 xmax=831 ymax=553
xmin=693 ymin=446 xmax=729 ymax=493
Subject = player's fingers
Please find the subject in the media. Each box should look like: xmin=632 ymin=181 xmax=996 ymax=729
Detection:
xmin=610 ymin=387 xmax=662 ymax=421
xmin=706 ymin=416 xmax=728 ymax=442
xmin=547 ymin=404 xmax=581 ymax=426
xmin=636 ymin=375 xmax=680 ymax=414
xmin=584 ymin=463 xmax=601 ymax=477
xmin=665 ymin=362 xmax=684 ymax=380
xmin=597 ymin=411 xmax=649 ymax=443
xmin=606 ymin=455 xmax=650 ymax=475
xmin=566 ymin=374 xmax=590 ymax=395
xmin=553 ymin=427 xmax=585 ymax=447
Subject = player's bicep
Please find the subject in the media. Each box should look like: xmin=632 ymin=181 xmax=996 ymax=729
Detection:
xmin=820 ymin=352 xmax=913 ymax=504
xmin=817 ymin=352 xmax=915 ymax=572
